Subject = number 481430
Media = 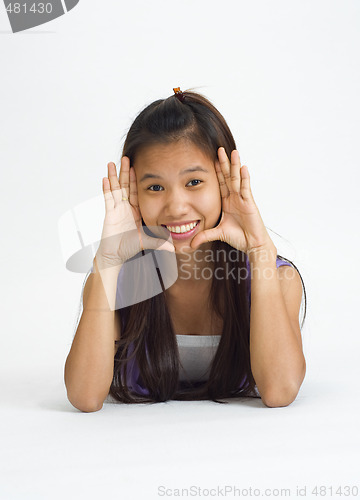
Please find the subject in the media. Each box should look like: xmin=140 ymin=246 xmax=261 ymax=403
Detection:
xmin=6 ymin=3 xmax=53 ymax=14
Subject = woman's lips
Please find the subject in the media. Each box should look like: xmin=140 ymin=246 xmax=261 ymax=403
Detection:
xmin=161 ymin=220 xmax=200 ymax=240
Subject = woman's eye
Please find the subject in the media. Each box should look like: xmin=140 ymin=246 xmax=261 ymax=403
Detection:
xmin=147 ymin=180 xmax=202 ymax=191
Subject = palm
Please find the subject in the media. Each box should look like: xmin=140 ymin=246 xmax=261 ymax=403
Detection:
xmin=98 ymin=159 xmax=174 ymax=265
xmin=191 ymin=148 xmax=272 ymax=254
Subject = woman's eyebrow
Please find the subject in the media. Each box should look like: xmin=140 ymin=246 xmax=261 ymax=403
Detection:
xmin=139 ymin=166 xmax=209 ymax=183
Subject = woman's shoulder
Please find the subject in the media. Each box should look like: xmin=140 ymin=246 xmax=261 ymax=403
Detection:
xmin=244 ymin=254 xmax=293 ymax=269
xmin=275 ymin=256 xmax=293 ymax=268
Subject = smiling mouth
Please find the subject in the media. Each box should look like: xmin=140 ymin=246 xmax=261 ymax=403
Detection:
xmin=161 ymin=220 xmax=200 ymax=234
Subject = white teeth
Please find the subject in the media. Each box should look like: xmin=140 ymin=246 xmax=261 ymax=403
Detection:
xmin=166 ymin=221 xmax=198 ymax=233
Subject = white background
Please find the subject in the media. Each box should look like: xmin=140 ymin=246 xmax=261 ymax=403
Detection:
xmin=0 ymin=1 xmax=359 ymax=499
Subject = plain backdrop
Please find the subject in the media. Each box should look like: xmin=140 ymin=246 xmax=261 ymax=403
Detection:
xmin=0 ymin=1 xmax=359 ymax=499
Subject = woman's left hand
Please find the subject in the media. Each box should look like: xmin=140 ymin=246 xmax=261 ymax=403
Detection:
xmin=190 ymin=147 xmax=275 ymax=255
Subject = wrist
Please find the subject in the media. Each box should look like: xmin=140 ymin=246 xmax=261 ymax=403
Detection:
xmin=91 ymin=257 xmax=122 ymax=312
xmin=94 ymin=254 xmax=124 ymax=274
xmin=247 ymin=241 xmax=277 ymax=265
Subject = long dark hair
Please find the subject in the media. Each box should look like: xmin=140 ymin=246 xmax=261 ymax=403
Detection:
xmin=107 ymin=89 xmax=307 ymax=404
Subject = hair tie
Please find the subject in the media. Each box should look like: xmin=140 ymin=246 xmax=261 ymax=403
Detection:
xmin=173 ymin=87 xmax=185 ymax=102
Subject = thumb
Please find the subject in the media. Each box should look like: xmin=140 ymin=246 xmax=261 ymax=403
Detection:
xmin=155 ymin=238 xmax=176 ymax=254
xmin=143 ymin=234 xmax=176 ymax=254
xmin=190 ymin=227 xmax=220 ymax=250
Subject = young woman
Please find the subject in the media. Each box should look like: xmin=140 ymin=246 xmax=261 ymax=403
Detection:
xmin=64 ymin=88 xmax=307 ymax=412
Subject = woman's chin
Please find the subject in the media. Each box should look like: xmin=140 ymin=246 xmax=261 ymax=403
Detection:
xmin=173 ymin=241 xmax=193 ymax=253
xmin=174 ymin=240 xmax=207 ymax=254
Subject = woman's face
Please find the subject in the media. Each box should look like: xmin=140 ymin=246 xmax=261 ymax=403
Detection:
xmin=134 ymin=139 xmax=222 ymax=253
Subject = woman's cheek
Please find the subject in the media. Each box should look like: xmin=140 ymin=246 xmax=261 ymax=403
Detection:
xmin=200 ymin=192 xmax=221 ymax=226
xmin=138 ymin=198 xmax=155 ymax=227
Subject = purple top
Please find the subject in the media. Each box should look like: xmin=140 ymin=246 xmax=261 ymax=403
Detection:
xmin=113 ymin=255 xmax=293 ymax=398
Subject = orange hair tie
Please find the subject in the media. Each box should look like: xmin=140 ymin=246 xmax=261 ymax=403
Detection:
xmin=173 ymin=87 xmax=185 ymax=102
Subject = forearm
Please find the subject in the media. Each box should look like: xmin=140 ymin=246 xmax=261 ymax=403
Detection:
xmin=64 ymin=257 xmax=122 ymax=412
xmin=248 ymin=246 xmax=305 ymax=405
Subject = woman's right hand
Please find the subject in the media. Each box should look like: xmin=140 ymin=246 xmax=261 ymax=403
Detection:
xmin=95 ymin=156 xmax=175 ymax=270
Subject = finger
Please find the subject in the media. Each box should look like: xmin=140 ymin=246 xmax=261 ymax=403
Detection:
xmin=107 ymin=162 xmax=122 ymax=206
xmin=119 ymin=156 xmax=130 ymax=200
xmin=217 ymin=147 xmax=231 ymax=195
xmin=215 ymin=160 xmax=228 ymax=199
xmin=155 ymin=240 xmax=176 ymax=254
xmin=240 ymin=165 xmax=252 ymax=201
xmin=230 ymin=150 xmax=241 ymax=194
xmin=102 ymin=177 xmax=114 ymax=211
xmin=129 ymin=166 xmax=140 ymax=210
xmin=136 ymin=224 xmax=145 ymax=251
xmin=190 ymin=228 xmax=219 ymax=250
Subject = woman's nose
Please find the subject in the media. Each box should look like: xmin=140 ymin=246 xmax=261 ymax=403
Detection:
xmin=163 ymin=190 xmax=190 ymax=215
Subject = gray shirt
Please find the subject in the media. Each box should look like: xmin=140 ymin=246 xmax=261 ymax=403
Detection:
xmin=176 ymin=334 xmax=221 ymax=383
